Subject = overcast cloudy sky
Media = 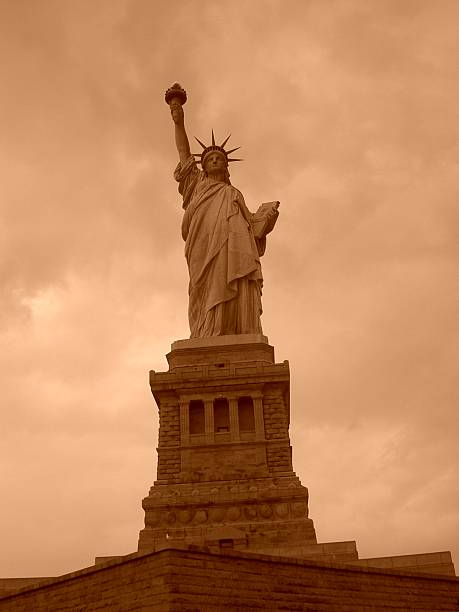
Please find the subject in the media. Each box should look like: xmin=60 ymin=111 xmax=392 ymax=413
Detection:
xmin=1 ymin=0 xmax=458 ymax=577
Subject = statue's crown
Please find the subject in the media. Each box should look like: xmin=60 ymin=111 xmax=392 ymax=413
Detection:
xmin=194 ymin=131 xmax=242 ymax=166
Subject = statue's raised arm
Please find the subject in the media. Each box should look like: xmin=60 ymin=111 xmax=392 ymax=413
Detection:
xmin=165 ymin=83 xmax=191 ymax=165
xmin=165 ymin=83 xmax=279 ymax=339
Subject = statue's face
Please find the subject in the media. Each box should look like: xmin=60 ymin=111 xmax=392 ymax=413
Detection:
xmin=203 ymin=152 xmax=227 ymax=176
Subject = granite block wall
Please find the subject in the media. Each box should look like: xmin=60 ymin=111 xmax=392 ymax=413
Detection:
xmin=1 ymin=548 xmax=458 ymax=611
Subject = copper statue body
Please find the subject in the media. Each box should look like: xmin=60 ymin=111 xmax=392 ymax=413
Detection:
xmin=166 ymin=83 xmax=278 ymax=338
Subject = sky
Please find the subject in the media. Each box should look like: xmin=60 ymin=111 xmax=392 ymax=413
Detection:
xmin=1 ymin=0 xmax=458 ymax=577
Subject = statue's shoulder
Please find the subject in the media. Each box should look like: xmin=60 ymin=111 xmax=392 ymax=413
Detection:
xmin=230 ymin=184 xmax=244 ymax=201
xmin=174 ymin=155 xmax=200 ymax=183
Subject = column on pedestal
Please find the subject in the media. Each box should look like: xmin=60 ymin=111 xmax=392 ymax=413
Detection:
xmin=229 ymin=398 xmax=240 ymax=442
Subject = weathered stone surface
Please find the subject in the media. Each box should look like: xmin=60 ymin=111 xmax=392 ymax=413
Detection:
xmin=167 ymin=333 xmax=274 ymax=368
xmin=1 ymin=548 xmax=458 ymax=610
xmin=139 ymin=336 xmax=317 ymax=555
xmin=349 ymin=551 xmax=456 ymax=576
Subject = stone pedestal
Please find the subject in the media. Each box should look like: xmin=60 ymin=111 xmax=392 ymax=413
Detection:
xmin=138 ymin=335 xmax=319 ymax=556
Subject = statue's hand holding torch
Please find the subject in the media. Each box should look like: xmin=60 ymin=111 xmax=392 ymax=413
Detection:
xmin=165 ymin=83 xmax=187 ymax=126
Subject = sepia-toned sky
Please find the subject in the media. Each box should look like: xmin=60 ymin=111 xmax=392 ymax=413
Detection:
xmin=1 ymin=0 xmax=458 ymax=577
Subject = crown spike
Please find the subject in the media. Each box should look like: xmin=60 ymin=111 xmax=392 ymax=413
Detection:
xmin=193 ymin=131 xmax=243 ymax=166
xmin=194 ymin=137 xmax=206 ymax=149
xmin=220 ymin=134 xmax=231 ymax=149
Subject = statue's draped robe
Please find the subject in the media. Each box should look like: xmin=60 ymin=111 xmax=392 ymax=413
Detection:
xmin=175 ymin=156 xmax=264 ymax=338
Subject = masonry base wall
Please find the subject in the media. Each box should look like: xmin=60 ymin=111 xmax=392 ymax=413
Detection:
xmin=1 ymin=548 xmax=458 ymax=611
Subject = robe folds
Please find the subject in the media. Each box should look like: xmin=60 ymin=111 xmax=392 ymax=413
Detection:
xmin=174 ymin=156 xmax=263 ymax=338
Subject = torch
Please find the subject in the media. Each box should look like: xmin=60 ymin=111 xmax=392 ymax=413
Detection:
xmin=165 ymin=82 xmax=187 ymax=106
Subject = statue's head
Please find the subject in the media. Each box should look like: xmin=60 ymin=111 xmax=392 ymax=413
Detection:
xmin=202 ymin=150 xmax=229 ymax=182
xmin=194 ymin=131 xmax=241 ymax=184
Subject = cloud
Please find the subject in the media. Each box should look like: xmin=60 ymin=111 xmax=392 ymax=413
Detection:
xmin=0 ymin=0 xmax=458 ymax=576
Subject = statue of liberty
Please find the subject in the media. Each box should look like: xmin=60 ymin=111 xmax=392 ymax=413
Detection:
xmin=165 ymin=83 xmax=279 ymax=338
